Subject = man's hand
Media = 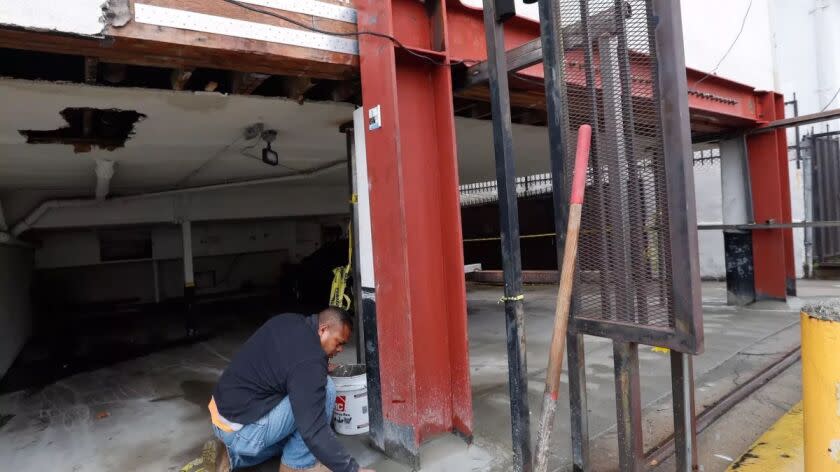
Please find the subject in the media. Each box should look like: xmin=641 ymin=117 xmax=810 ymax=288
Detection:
xmin=328 ymin=363 xmax=339 ymax=374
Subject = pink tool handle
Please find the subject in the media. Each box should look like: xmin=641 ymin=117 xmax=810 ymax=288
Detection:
xmin=570 ymin=124 xmax=592 ymax=204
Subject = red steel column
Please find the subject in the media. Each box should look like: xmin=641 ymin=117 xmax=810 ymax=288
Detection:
xmin=356 ymin=0 xmax=472 ymax=466
xmin=746 ymin=92 xmax=795 ymax=300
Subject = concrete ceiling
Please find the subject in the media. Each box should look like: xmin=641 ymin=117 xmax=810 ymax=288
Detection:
xmin=0 ymin=78 xmax=355 ymax=193
xmin=0 ymin=78 xmax=552 ymax=218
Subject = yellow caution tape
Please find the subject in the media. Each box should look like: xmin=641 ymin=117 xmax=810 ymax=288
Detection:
xmin=651 ymin=346 xmax=670 ymax=354
xmin=499 ymin=294 xmax=525 ymax=304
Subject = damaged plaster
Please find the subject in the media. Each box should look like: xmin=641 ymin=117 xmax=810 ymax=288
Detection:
xmin=19 ymin=108 xmax=145 ymax=153
xmin=102 ymin=0 xmax=131 ymax=28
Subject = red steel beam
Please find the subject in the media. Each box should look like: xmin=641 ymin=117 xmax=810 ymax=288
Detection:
xmin=357 ymin=0 xmax=472 ymax=465
xmin=745 ymin=91 xmax=794 ymax=300
xmin=445 ymin=1 xmax=764 ymax=130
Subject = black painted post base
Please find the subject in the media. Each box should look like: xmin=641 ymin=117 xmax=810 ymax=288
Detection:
xmin=723 ymin=230 xmax=755 ymax=306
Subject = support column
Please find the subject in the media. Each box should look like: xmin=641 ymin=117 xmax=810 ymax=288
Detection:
xmin=343 ymin=123 xmax=364 ymax=365
xmin=181 ymin=220 xmax=196 ymax=336
xmin=356 ymin=0 xmax=472 ymax=466
xmin=152 ymin=259 xmax=161 ymax=304
xmin=746 ymin=93 xmax=795 ymax=300
xmin=0 ymin=200 xmax=7 ymax=232
xmin=670 ymin=351 xmax=698 ymax=472
xmin=481 ymin=1 xmax=532 ymax=470
xmin=720 ymin=137 xmax=755 ymax=305
xmin=614 ymin=341 xmax=643 ymax=472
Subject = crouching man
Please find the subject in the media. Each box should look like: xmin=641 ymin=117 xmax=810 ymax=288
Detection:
xmin=209 ymin=307 xmax=374 ymax=472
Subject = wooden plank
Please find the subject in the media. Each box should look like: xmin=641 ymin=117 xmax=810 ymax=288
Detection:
xmin=0 ymin=27 xmax=356 ymax=79
xmin=135 ymin=0 xmax=357 ymax=35
xmin=0 ymin=0 xmax=359 ymax=80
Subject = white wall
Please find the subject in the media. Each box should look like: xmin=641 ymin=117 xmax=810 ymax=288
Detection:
xmin=0 ymin=0 xmax=107 ymax=36
xmin=23 ymin=183 xmax=350 ymax=231
xmin=693 ymin=161 xmax=726 ymax=278
xmin=682 ymin=0 xmax=775 ymax=90
xmin=0 ymin=245 xmax=34 ymax=378
xmin=772 ymin=0 xmax=840 ymax=133
xmin=33 ymin=216 xmax=346 ymax=305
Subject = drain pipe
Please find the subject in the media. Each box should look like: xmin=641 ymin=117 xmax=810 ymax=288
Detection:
xmin=813 ymin=0 xmax=839 ymax=117
xmin=95 ymin=160 xmax=115 ymax=200
xmin=8 ymin=160 xmax=345 ymax=238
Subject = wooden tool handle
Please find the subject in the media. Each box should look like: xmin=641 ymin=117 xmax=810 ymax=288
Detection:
xmin=534 ymin=124 xmax=592 ymax=472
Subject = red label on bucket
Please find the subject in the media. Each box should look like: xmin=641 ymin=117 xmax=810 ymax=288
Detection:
xmin=335 ymin=395 xmax=346 ymax=413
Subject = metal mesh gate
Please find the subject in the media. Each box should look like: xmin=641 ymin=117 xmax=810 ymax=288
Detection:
xmin=555 ymin=0 xmax=701 ymax=349
xmin=812 ymin=134 xmax=840 ymax=264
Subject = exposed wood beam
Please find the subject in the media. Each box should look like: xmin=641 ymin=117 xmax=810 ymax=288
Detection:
xmin=84 ymin=57 xmax=99 ymax=84
xmin=231 ymin=72 xmax=270 ymax=95
xmin=280 ymin=76 xmax=315 ymax=104
xmin=170 ymin=68 xmax=194 ymax=91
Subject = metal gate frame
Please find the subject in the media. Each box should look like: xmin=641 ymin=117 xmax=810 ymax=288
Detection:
xmin=548 ymin=0 xmax=703 ymax=355
xmin=481 ymin=1 xmax=701 ymax=471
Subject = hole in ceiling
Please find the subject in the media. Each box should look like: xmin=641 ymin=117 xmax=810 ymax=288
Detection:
xmin=19 ymin=107 xmax=146 ymax=153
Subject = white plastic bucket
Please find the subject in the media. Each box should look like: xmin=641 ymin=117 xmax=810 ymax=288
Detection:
xmin=330 ymin=364 xmax=369 ymax=435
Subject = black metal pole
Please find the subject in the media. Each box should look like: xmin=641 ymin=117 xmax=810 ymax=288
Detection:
xmin=614 ymin=341 xmax=643 ymax=472
xmin=670 ymin=351 xmax=698 ymax=471
xmin=567 ymin=330 xmax=590 ymax=471
xmin=786 ymin=94 xmax=802 ymax=169
xmin=536 ymin=1 xmax=591 ymax=470
xmin=481 ymin=1 xmax=532 ymax=470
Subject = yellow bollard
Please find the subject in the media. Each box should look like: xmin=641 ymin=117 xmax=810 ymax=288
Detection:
xmin=801 ymin=301 xmax=840 ymax=471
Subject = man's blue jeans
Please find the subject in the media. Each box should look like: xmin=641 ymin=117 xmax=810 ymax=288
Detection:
xmin=213 ymin=377 xmax=337 ymax=469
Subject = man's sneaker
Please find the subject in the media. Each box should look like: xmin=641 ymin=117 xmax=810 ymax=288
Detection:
xmin=214 ymin=440 xmax=231 ymax=472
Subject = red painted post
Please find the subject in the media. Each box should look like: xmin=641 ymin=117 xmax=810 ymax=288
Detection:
xmin=356 ymin=0 xmax=472 ymax=466
xmin=774 ymin=93 xmax=797 ymax=296
xmin=746 ymin=92 xmax=794 ymax=300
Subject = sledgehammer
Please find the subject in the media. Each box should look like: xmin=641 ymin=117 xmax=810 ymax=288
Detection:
xmin=534 ymin=124 xmax=592 ymax=472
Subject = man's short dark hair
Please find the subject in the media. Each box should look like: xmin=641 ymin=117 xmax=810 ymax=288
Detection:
xmin=319 ymin=307 xmax=353 ymax=331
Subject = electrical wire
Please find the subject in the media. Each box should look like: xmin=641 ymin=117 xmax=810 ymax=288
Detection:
xmin=239 ymin=146 xmax=302 ymax=172
xmin=820 ymin=86 xmax=840 ymax=112
xmin=219 ymin=0 xmax=477 ymax=68
xmin=690 ymin=0 xmax=753 ymax=90
xmin=175 ymin=135 xmax=245 ymax=187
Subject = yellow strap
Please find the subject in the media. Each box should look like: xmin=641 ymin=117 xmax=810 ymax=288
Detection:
xmin=498 ymin=294 xmax=525 ymax=304
xmin=328 ymin=223 xmax=354 ymax=311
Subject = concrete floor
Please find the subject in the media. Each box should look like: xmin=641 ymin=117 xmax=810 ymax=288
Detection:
xmin=0 ymin=280 xmax=835 ymax=471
